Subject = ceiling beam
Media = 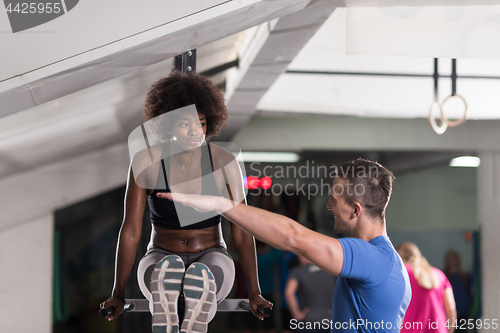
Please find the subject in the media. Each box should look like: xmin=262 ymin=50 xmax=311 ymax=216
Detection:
xmin=231 ymin=115 xmax=500 ymax=152
xmin=0 ymin=0 xmax=309 ymax=120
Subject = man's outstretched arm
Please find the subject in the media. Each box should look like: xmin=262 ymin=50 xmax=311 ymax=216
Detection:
xmin=159 ymin=193 xmax=344 ymax=276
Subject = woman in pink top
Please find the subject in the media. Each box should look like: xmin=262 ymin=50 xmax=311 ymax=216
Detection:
xmin=397 ymin=242 xmax=457 ymax=333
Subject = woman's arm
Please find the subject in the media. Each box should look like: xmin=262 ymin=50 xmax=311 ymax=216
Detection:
xmin=211 ymin=144 xmax=272 ymax=319
xmin=443 ymin=287 xmax=457 ymax=333
xmin=230 ymin=223 xmax=272 ymax=319
xmin=284 ymin=278 xmax=308 ymax=321
xmin=100 ymin=164 xmax=146 ymax=320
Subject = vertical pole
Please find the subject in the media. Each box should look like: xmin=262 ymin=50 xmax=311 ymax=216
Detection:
xmin=477 ymin=153 xmax=500 ymax=332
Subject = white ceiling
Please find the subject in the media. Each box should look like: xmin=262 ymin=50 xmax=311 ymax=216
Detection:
xmin=258 ymin=8 xmax=500 ymax=119
xmin=0 ymin=36 xmax=242 ymax=179
xmin=0 ymin=0 xmax=319 ymax=179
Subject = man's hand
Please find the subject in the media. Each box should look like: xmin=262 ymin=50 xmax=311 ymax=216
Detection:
xmin=249 ymin=293 xmax=273 ymax=320
xmin=157 ymin=192 xmax=229 ymax=213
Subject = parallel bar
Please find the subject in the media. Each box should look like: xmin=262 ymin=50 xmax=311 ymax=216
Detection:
xmin=120 ymin=298 xmax=253 ymax=312
xmin=99 ymin=298 xmax=273 ymax=317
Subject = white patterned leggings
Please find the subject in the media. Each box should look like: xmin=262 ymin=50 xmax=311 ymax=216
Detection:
xmin=137 ymin=246 xmax=235 ymax=322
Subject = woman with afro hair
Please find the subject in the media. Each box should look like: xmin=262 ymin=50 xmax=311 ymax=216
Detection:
xmin=100 ymin=71 xmax=272 ymax=333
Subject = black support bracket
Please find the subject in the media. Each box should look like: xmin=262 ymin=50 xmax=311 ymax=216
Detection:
xmin=174 ymin=49 xmax=197 ymax=74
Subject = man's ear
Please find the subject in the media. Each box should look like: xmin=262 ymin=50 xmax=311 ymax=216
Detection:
xmin=352 ymin=202 xmax=362 ymax=218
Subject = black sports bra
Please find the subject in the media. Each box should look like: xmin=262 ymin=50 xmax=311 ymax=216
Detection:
xmin=147 ymin=142 xmax=222 ymax=230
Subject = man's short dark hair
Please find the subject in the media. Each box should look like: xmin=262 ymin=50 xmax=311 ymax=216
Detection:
xmin=337 ymin=158 xmax=395 ymax=221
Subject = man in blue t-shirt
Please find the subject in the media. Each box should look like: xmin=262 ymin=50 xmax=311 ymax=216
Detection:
xmin=160 ymin=158 xmax=412 ymax=332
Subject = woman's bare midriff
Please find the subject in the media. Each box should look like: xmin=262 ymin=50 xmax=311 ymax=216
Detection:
xmin=151 ymin=224 xmax=225 ymax=253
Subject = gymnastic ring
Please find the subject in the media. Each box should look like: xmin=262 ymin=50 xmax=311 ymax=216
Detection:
xmin=440 ymin=93 xmax=468 ymax=128
xmin=428 ymin=101 xmax=448 ymax=135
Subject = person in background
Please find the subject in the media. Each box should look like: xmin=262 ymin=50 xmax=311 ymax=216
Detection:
xmin=444 ymin=250 xmax=472 ymax=332
xmin=397 ymin=242 xmax=457 ymax=333
xmin=280 ymin=252 xmax=298 ymax=333
xmin=285 ymin=256 xmax=336 ymax=333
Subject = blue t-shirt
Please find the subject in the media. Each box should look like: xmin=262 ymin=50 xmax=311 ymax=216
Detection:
xmin=330 ymin=236 xmax=411 ymax=332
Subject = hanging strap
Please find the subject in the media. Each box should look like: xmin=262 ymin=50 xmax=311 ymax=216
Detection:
xmin=433 ymin=58 xmax=439 ymax=102
xmin=451 ymin=58 xmax=457 ymax=96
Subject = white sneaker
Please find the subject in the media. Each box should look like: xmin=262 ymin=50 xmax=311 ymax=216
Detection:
xmin=151 ymin=255 xmax=185 ymax=333
xmin=180 ymin=262 xmax=216 ymax=333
